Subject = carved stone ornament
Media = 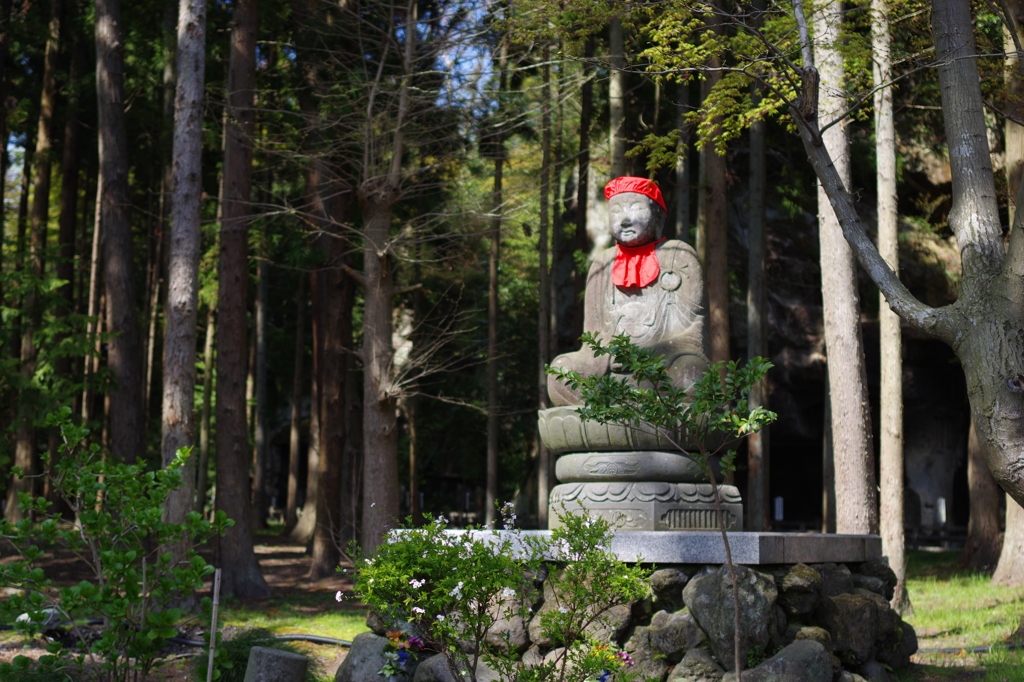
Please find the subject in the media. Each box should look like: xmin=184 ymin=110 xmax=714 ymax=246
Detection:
xmin=538 ymin=406 xmax=716 ymax=454
xmin=549 ymin=483 xmax=744 ymax=532
xmin=554 ymin=451 xmax=725 ymax=483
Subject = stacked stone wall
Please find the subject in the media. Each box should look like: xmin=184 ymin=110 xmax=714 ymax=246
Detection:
xmin=336 ymin=559 xmax=916 ymax=682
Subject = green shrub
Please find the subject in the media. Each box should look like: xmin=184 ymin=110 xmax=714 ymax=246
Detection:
xmin=0 ymin=407 xmax=232 ymax=682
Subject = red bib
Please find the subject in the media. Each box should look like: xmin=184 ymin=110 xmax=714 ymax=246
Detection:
xmin=612 ymin=238 xmax=664 ymax=288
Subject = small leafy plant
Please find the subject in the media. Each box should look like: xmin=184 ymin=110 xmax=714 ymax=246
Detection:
xmin=0 ymin=407 xmax=232 ymax=682
xmin=352 ymin=506 xmax=648 ymax=682
xmin=547 ymin=332 xmax=776 ymax=674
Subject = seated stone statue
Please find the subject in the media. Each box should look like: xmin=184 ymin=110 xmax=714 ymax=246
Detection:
xmin=548 ymin=176 xmax=711 ymax=406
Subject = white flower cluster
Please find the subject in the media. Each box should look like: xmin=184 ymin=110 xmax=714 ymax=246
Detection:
xmin=448 ymin=581 xmax=464 ymax=598
xmin=409 ymin=578 xmax=426 ymax=588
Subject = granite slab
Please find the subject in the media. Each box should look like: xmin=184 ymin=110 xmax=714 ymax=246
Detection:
xmin=428 ymin=530 xmax=881 ymax=565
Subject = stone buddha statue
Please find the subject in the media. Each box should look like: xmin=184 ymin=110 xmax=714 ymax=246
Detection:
xmin=547 ymin=176 xmax=711 ymax=406
xmin=539 ymin=177 xmax=742 ymax=532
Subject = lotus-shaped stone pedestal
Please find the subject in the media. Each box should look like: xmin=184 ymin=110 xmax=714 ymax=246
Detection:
xmin=539 ymin=406 xmax=743 ymax=531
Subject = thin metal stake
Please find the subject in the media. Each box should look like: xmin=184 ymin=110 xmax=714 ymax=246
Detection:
xmin=206 ymin=568 xmax=222 ymax=682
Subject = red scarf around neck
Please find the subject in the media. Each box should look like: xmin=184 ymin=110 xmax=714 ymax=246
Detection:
xmin=612 ymin=238 xmax=665 ymax=288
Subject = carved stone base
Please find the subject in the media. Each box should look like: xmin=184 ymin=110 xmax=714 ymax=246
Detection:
xmin=554 ymin=451 xmax=722 ymax=483
xmin=549 ymin=482 xmax=743 ymax=532
xmin=538 ymin=406 xmax=705 ymax=454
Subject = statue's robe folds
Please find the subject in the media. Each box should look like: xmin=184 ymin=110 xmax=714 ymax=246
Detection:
xmin=548 ymin=239 xmax=711 ymax=406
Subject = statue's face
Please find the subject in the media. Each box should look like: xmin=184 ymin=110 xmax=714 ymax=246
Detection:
xmin=608 ymin=192 xmax=663 ymax=247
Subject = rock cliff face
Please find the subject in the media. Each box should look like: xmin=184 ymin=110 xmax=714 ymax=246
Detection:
xmin=336 ymin=559 xmax=916 ymax=682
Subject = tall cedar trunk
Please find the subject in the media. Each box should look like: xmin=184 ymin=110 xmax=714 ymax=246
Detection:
xmin=814 ymin=0 xmax=877 ymax=534
xmin=287 ymin=0 xmax=326 ymax=543
xmin=50 ymin=22 xmax=83 ymax=502
xmin=310 ymin=172 xmax=350 ymax=579
xmin=148 ymin=0 xmax=176 ymax=422
xmin=8 ymin=0 xmax=60 ymax=522
xmin=144 ymin=221 xmax=163 ymax=420
xmin=162 ymin=0 xmax=207 ymax=529
xmin=486 ymin=156 xmax=503 ymax=527
xmin=81 ymin=171 xmax=102 ymax=423
xmin=215 ymin=0 xmax=268 ymax=598
xmin=873 ymin=0 xmax=910 ymax=611
xmin=290 ymin=321 xmax=320 ymax=545
xmin=197 ymin=306 xmax=215 ymax=514
xmin=961 ymin=419 xmax=1004 ymax=569
xmin=550 ymin=57 xmax=574 ymax=356
xmin=286 ymin=273 xmax=307 ymax=531
xmin=609 ymin=18 xmax=625 ymax=179
xmin=675 ymin=82 xmax=691 ymax=244
xmin=56 ymin=27 xmax=83 ymax=378
xmin=993 ymin=499 xmax=1024 ymax=586
xmin=96 ymin=0 xmax=145 ymax=465
xmin=360 ymin=196 xmax=400 ymax=554
xmin=486 ymin=50 xmax=506 ymax=526
xmin=746 ymin=34 xmax=769 ymax=530
xmin=359 ymin=0 xmax=415 ymax=554
xmin=537 ymin=48 xmax=552 ymax=527
xmin=252 ymin=257 xmax=269 ymax=528
xmin=821 ymin=377 xmax=836 ymax=532
xmin=703 ymin=8 xmax=729 ymax=368
xmin=12 ymin=147 xmax=31 ymax=367
xmin=574 ymin=37 xmax=594 ymax=343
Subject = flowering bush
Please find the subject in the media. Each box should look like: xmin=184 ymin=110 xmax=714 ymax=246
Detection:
xmin=351 ymin=507 xmax=648 ymax=682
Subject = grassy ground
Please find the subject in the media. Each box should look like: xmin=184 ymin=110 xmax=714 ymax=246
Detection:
xmin=903 ymin=549 xmax=1024 ymax=681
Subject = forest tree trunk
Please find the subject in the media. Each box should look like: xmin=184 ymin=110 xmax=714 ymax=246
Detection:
xmin=486 ymin=51 xmax=506 ymax=526
xmin=215 ymin=0 xmax=268 ymax=598
xmin=537 ymin=48 xmax=552 ymax=527
xmin=162 ymin=0 xmax=207 ymax=530
xmin=873 ymin=0 xmax=909 ymax=611
xmin=814 ymin=0 xmax=877 ymax=534
xmin=704 ymin=7 xmax=729 ymax=368
xmin=8 ymin=0 xmax=60 ymax=522
xmin=197 ymin=307 xmax=215 ymax=514
xmin=609 ymin=18 xmax=625 ymax=179
xmin=286 ymin=273 xmax=307 ymax=532
xmin=961 ymin=419 xmax=1004 ymax=569
xmin=359 ymin=195 xmax=400 ymax=554
xmin=96 ymin=0 xmax=145 ymax=465
xmin=310 ymin=170 xmax=351 ymax=578
xmin=573 ymin=37 xmax=594 ymax=344
xmin=746 ymin=26 xmax=769 ymax=529
xmin=993 ymin=499 xmax=1024 ymax=586
xmin=252 ymin=257 xmax=269 ymax=528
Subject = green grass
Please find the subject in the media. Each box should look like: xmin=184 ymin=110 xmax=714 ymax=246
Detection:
xmin=904 ymin=549 xmax=1024 ymax=681
xmin=216 ymin=591 xmax=370 ymax=642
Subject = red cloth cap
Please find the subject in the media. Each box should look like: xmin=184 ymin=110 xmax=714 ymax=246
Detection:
xmin=604 ymin=176 xmax=667 ymax=213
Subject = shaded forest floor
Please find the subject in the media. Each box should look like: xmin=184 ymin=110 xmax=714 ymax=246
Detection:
xmin=1 ymin=537 xmax=1022 ymax=680
xmin=0 ymin=531 xmax=363 ymax=681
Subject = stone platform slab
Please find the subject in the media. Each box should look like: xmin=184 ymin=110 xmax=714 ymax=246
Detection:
xmin=436 ymin=530 xmax=881 ymax=565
